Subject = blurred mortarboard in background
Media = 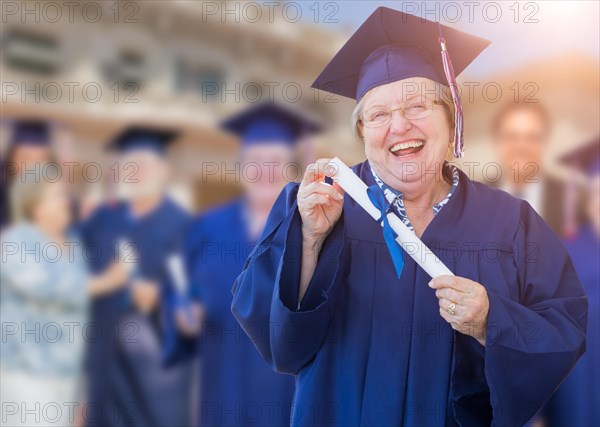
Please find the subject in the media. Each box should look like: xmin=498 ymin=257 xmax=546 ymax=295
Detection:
xmin=560 ymin=137 xmax=600 ymax=177
xmin=220 ymin=102 xmax=322 ymax=147
xmin=311 ymin=7 xmax=490 ymax=101
xmin=109 ymin=126 xmax=179 ymax=155
xmin=9 ymin=120 xmax=51 ymax=147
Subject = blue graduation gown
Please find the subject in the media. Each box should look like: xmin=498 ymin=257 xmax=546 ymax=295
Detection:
xmin=80 ymin=197 xmax=193 ymax=427
xmin=543 ymin=225 xmax=599 ymax=426
xmin=231 ymin=160 xmax=588 ymax=427
xmin=167 ymin=198 xmax=295 ymax=427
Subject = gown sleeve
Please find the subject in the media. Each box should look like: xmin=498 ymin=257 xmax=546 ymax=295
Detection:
xmin=231 ymin=182 xmax=346 ymax=375
xmin=452 ymin=203 xmax=588 ymax=427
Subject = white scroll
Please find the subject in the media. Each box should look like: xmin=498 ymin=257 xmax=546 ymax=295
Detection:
xmin=117 ymin=239 xmax=137 ymax=275
xmin=328 ymin=157 xmax=454 ymax=279
xmin=167 ymin=254 xmax=188 ymax=296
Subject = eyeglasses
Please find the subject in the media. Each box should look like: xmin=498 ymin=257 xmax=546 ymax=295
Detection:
xmin=360 ymin=98 xmax=444 ymax=128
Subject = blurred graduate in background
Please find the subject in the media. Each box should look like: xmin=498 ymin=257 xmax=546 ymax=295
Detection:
xmin=1 ymin=120 xmax=55 ymax=229
xmin=542 ymin=138 xmax=599 ymax=427
xmin=79 ymin=127 xmax=194 ymax=427
xmin=489 ymin=102 xmax=570 ymax=236
xmin=165 ymin=103 xmax=320 ymax=427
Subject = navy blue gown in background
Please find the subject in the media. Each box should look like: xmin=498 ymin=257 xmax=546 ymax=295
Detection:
xmin=80 ymin=197 xmax=193 ymax=427
xmin=232 ymin=160 xmax=588 ymax=427
xmin=0 ymin=177 xmax=9 ymax=229
xmin=544 ymin=225 xmax=599 ymax=427
xmin=166 ymin=198 xmax=295 ymax=427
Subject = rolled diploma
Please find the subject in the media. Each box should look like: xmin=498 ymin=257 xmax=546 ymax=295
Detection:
xmin=117 ymin=239 xmax=137 ymax=275
xmin=167 ymin=254 xmax=188 ymax=296
xmin=328 ymin=157 xmax=454 ymax=279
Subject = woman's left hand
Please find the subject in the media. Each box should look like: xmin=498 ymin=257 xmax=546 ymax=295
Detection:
xmin=429 ymin=275 xmax=490 ymax=346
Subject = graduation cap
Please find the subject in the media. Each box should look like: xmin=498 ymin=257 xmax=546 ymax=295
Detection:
xmin=311 ymin=7 xmax=490 ymax=157
xmin=109 ymin=126 xmax=179 ymax=155
xmin=220 ymin=102 xmax=322 ymax=147
xmin=10 ymin=120 xmax=51 ymax=147
xmin=560 ymin=138 xmax=600 ymax=177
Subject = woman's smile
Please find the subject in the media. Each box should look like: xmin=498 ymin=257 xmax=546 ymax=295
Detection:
xmin=388 ymin=139 xmax=426 ymax=157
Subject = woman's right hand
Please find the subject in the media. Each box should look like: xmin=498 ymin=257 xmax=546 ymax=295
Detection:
xmin=105 ymin=261 xmax=129 ymax=290
xmin=89 ymin=261 xmax=129 ymax=297
xmin=298 ymin=158 xmax=344 ymax=245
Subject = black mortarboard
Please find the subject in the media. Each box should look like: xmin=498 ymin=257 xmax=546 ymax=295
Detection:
xmin=10 ymin=120 xmax=51 ymax=147
xmin=312 ymin=7 xmax=490 ymax=101
xmin=220 ymin=102 xmax=321 ymax=147
xmin=110 ymin=127 xmax=178 ymax=155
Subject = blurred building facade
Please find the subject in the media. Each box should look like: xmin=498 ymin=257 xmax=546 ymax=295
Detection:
xmin=1 ymin=1 xmax=361 ymax=211
xmin=3 ymin=1 xmax=599 ymax=208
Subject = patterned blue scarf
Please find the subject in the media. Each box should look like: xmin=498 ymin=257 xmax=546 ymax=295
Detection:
xmin=370 ymin=162 xmax=460 ymax=232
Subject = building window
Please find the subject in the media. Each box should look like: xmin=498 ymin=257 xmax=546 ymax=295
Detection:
xmin=2 ymin=30 xmax=61 ymax=75
xmin=102 ymin=50 xmax=145 ymax=90
xmin=175 ymin=59 xmax=224 ymax=100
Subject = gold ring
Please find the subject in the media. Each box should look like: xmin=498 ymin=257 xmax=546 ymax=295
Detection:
xmin=447 ymin=302 xmax=456 ymax=315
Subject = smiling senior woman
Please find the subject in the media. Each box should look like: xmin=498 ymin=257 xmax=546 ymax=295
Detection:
xmin=231 ymin=8 xmax=587 ymax=427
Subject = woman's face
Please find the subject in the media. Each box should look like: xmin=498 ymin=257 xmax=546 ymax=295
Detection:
xmin=117 ymin=150 xmax=169 ymax=200
xmin=31 ymin=181 xmax=71 ymax=233
xmin=10 ymin=145 xmax=52 ymax=176
xmin=241 ymin=142 xmax=295 ymax=208
xmin=360 ymin=77 xmax=452 ymax=189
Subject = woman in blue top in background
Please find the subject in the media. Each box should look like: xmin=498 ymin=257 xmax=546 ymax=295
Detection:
xmin=1 ymin=174 xmax=127 ymax=426
xmin=168 ymin=103 xmax=320 ymax=427
xmin=231 ymin=8 xmax=588 ymax=427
